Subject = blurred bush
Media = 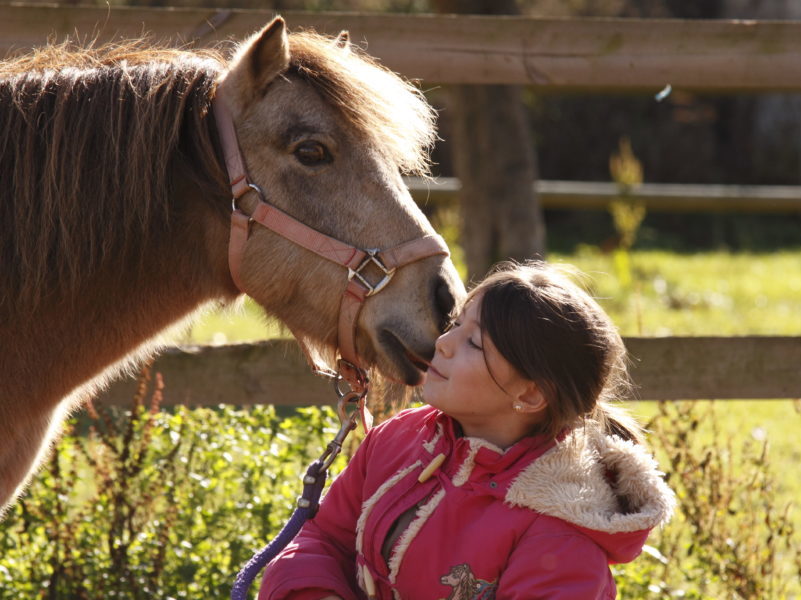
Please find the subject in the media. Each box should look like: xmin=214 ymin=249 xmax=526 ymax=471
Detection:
xmin=0 ymin=367 xmax=348 ymax=599
xmin=615 ymin=401 xmax=801 ymax=599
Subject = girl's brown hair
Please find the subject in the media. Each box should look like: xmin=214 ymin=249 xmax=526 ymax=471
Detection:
xmin=471 ymin=260 xmax=642 ymax=443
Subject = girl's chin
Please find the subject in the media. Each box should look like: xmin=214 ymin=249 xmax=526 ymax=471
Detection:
xmin=421 ymin=379 xmax=439 ymax=402
xmin=421 ymin=390 xmax=446 ymax=412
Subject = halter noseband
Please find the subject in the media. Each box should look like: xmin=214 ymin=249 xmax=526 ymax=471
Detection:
xmin=212 ymin=84 xmax=449 ymax=386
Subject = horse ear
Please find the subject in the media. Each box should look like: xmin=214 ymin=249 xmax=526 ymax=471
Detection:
xmin=333 ymin=30 xmax=351 ymax=51
xmin=248 ymin=17 xmax=290 ymax=91
xmin=224 ymin=17 xmax=290 ymax=101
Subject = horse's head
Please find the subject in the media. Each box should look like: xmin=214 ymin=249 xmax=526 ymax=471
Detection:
xmin=216 ymin=18 xmax=464 ymax=385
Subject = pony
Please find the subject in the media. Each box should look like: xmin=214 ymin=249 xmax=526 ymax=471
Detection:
xmin=0 ymin=17 xmax=463 ymax=517
xmin=440 ymin=563 xmax=497 ymax=600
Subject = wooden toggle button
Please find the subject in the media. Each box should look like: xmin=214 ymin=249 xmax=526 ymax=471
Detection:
xmin=363 ymin=563 xmax=377 ymax=598
xmin=418 ymin=453 xmax=446 ymax=483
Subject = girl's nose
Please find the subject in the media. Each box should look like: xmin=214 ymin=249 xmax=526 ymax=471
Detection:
xmin=434 ymin=329 xmax=454 ymax=358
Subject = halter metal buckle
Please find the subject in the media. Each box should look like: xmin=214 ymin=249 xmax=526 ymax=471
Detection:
xmin=348 ymin=249 xmax=396 ymax=297
xmin=231 ymin=183 xmax=267 ymax=213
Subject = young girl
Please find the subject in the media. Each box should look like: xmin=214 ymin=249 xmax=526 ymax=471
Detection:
xmin=258 ymin=260 xmax=675 ymax=600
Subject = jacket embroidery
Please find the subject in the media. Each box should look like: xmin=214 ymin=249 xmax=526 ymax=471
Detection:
xmin=452 ymin=438 xmax=504 ymax=487
xmin=422 ymin=422 xmax=444 ymax=454
xmin=439 ymin=563 xmax=497 ymax=600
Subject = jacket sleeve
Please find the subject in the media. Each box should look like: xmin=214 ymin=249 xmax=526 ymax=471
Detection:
xmin=495 ymin=526 xmax=615 ymax=600
xmin=257 ymin=426 xmax=378 ymax=600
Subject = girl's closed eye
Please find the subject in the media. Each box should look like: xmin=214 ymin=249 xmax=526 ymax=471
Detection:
xmin=449 ymin=318 xmax=483 ymax=350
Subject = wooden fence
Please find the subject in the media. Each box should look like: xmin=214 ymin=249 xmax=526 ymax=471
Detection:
xmin=6 ymin=5 xmax=801 ymax=91
xmin=97 ymin=337 xmax=801 ymax=407
xmin=5 ymin=5 xmax=801 ymax=403
xmin=7 ymin=3 xmax=801 ymax=215
xmin=406 ymin=178 xmax=801 ymax=213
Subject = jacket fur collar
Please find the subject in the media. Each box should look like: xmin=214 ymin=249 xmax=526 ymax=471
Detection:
xmin=505 ymin=424 xmax=676 ymax=534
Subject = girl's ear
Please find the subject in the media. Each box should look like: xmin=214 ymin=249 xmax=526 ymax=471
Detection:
xmin=513 ymin=382 xmax=548 ymax=414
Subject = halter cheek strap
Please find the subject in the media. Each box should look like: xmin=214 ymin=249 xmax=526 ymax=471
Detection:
xmin=228 ymin=191 xmax=367 ymax=292
xmin=212 ymin=85 xmax=449 ymax=380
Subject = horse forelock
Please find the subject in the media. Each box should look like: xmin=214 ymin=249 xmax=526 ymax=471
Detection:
xmin=0 ymin=41 xmax=228 ymax=311
xmin=285 ymin=31 xmax=436 ymax=177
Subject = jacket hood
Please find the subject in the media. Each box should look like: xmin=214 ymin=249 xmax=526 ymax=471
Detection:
xmin=505 ymin=424 xmax=676 ymax=563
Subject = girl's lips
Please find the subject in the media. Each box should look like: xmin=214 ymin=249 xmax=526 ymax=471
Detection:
xmin=427 ymin=364 xmax=447 ymax=380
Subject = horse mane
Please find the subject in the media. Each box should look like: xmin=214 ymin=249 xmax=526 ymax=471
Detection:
xmin=0 ymin=40 xmax=228 ymax=310
xmin=0 ymin=30 xmax=436 ymax=311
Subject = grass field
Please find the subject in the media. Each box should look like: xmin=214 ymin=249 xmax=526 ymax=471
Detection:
xmin=562 ymin=248 xmax=801 ymax=336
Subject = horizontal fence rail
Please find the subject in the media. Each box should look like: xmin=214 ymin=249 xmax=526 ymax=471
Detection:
xmin=405 ymin=178 xmax=801 ymax=213
xmin=96 ymin=337 xmax=801 ymax=408
xmin=6 ymin=5 xmax=801 ymax=91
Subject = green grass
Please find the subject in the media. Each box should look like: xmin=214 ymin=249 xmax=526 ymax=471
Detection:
xmin=173 ymin=299 xmax=287 ymax=345
xmin=555 ymin=248 xmax=801 ymax=336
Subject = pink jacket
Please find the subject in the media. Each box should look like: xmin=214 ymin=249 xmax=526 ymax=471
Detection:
xmin=259 ymin=406 xmax=675 ymax=600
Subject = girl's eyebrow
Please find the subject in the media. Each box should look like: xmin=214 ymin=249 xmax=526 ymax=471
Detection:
xmin=456 ymin=313 xmax=479 ymax=326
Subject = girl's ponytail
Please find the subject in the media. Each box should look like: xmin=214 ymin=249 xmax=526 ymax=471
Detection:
xmin=590 ymin=401 xmax=644 ymax=445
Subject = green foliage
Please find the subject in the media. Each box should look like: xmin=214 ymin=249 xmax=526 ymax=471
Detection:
xmin=615 ymin=401 xmax=801 ymax=599
xmin=0 ymin=369 xmax=346 ymax=599
xmin=608 ymin=137 xmax=646 ymax=288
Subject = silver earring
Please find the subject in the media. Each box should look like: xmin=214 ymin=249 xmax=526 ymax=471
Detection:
xmin=513 ymin=403 xmax=523 ymax=412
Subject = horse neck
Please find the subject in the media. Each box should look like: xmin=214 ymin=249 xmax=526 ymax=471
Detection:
xmin=1 ymin=55 xmax=230 ymax=306
xmin=0 ymin=173 xmax=235 ymax=406
xmin=0 ymin=55 xmax=240 ymax=411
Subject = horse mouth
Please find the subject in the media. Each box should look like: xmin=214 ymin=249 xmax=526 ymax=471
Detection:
xmin=378 ymin=329 xmax=430 ymax=386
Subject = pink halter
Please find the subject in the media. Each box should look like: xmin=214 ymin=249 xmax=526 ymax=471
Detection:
xmin=212 ymin=84 xmax=449 ymax=387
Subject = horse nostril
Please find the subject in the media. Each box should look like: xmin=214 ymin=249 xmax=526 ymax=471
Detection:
xmin=434 ymin=276 xmax=457 ymax=332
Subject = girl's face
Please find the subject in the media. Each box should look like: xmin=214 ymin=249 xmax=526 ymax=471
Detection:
xmin=423 ymin=294 xmax=539 ymax=448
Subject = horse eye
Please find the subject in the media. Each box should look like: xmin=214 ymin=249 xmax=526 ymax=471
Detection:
xmin=294 ymin=141 xmax=331 ymax=166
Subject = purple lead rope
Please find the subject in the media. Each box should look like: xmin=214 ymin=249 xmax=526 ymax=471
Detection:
xmin=231 ymin=362 xmax=368 ymax=600
xmin=230 ymin=459 xmax=328 ymax=600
